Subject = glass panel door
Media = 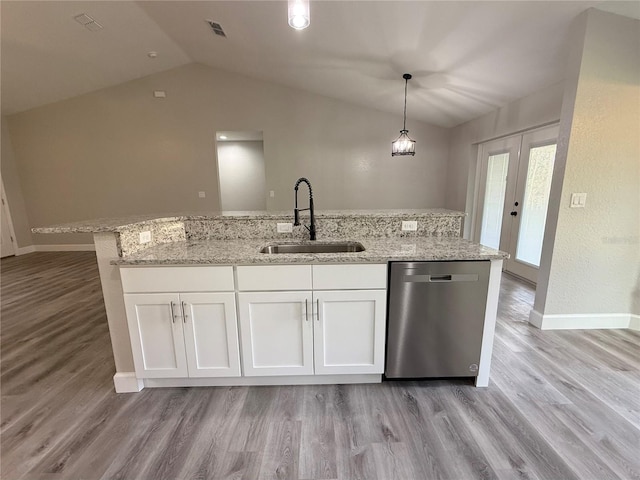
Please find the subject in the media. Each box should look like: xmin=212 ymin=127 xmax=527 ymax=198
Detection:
xmin=474 ymin=135 xmax=520 ymax=254
xmin=475 ymin=124 xmax=558 ymax=285
xmin=515 ymin=144 xmax=556 ymax=266
xmin=479 ymin=153 xmax=509 ymax=250
xmin=505 ymin=126 xmax=559 ymax=283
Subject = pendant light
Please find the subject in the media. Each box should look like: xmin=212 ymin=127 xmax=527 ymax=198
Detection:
xmin=391 ymin=73 xmax=416 ymax=156
xmin=288 ymin=0 xmax=310 ymax=30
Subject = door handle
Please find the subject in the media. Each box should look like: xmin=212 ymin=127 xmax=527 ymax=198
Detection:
xmin=316 ymin=298 xmax=320 ymax=321
xmin=304 ymin=299 xmax=309 ymax=321
xmin=510 ymin=211 xmax=518 ymax=216
xmin=170 ymin=301 xmax=177 ymax=323
xmin=181 ymin=301 xmax=188 ymax=323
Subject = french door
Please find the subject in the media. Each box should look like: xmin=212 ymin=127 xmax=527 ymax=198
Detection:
xmin=475 ymin=125 xmax=558 ymax=284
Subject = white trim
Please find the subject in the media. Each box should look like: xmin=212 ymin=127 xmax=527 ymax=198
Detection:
xmin=528 ymin=309 xmax=544 ymax=328
xmin=0 ymin=177 xmax=18 ymax=257
xmin=144 ymin=373 xmax=381 ymax=389
xmin=629 ymin=315 xmax=640 ymax=331
xmin=528 ymin=310 xmax=632 ymax=330
xmin=475 ymin=259 xmax=503 ymax=387
xmin=113 ymin=372 xmax=144 ymax=393
xmin=16 ymin=245 xmax=37 ymax=255
xmin=33 ymin=244 xmax=96 ymax=252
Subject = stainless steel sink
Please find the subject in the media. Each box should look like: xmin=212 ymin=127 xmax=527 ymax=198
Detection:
xmin=260 ymin=242 xmax=365 ymax=254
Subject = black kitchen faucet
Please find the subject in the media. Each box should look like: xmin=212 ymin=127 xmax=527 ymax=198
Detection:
xmin=293 ymin=177 xmax=316 ymax=241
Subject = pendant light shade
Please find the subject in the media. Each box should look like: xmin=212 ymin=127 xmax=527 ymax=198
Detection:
xmin=392 ymin=73 xmax=416 ymax=156
xmin=288 ymin=0 xmax=310 ymax=30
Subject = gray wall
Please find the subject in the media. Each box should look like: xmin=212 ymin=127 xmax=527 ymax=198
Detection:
xmin=217 ymin=140 xmax=267 ymax=211
xmin=535 ymin=9 xmax=640 ymax=318
xmin=6 ymin=62 xmax=450 ymax=245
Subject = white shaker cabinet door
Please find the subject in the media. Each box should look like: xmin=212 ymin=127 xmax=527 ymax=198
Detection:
xmin=180 ymin=293 xmax=241 ymax=378
xmin=238 ymin=291 xmax=313 ymax=376
xmin=124 ymin=293 xmax=188 ymax=378
xmin=313 ymin=290 xmax=387 ymax=375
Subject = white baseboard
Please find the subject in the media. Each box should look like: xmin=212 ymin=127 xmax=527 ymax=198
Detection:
xmin=629 ymin=315 xmax=640 ymax=331
xmin=529 ymin=309 xmax=633 ymax=330
xmin=16 ymin=245 xmax=36 ymax=255
xmin=528 ymin=309 xmax=544 ymax=328
xmin=18 ymin=244 xmax=96 ymax=253
xmin=113 ymin=372 xmax=144 ymax=393
xmin=144 ymin=374 xmax=382 ymax=389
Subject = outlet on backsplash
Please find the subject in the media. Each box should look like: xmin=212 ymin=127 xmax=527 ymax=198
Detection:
xmin=402 ymin=221 xmax=418 ymax=231
xmin=139 ymin=231 xmax=152 ymax=244
xmin=277 ymin=223 xmax=293 ymax=233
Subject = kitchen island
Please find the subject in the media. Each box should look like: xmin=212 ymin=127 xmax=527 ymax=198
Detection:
xmin=33 ymin=209 xmax=507 ymax=392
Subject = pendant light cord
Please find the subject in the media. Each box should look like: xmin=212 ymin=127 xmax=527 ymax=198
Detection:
xmin=403 ymin=77 xmax=408 ymax=131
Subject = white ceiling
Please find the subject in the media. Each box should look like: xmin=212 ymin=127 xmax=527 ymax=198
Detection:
xmin=1 ymin=1 xmax=638 ymax=128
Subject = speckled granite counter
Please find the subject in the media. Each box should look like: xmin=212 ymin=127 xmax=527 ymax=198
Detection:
xmin=32 ymin=209 xmax=463 ymax=234
xmin=33 ymin=209 xmax=467 ymax=257
xmin=113 ymin=237 xmax=507 ymax=265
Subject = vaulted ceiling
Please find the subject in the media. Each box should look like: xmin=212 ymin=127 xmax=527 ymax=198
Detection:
xmin=1 ymin=1 xmax=638 ymax=127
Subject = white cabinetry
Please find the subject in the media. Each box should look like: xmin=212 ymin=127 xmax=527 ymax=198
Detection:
xmin=314 ymin=289 xmax=386 ymax=374
xmin=124 ymin=293 xmax=188 ymax=378
xmin=238 ymin=291 xmax=314 ymax=376
xmin=121 ymin=267 xmax=240 ymax=379
xmin=236 ymin=264 xmax=387 ymax=377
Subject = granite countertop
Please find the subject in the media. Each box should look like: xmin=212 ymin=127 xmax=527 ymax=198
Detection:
xmin=113 ymin=237 xmax=508 ymax=266
xmin=32 ymin=209 xmax=465 ymax=234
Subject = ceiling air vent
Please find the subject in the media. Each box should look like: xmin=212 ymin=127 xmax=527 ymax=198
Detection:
xmin=206 ymin=20 xmax=227 ymax=38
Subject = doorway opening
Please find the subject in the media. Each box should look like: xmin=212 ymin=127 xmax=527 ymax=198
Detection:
xmin=215 ymin=131 xmax=266 ymax=211
xmin=473 ymin=124 xmax=558 ymax=284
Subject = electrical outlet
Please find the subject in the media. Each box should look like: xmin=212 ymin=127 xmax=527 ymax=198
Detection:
xmin=402 ymin=220 xmax=418 ymax=231
xmin=198 ymin=191 xmax=206 ymax=198
xmin=277 ymin=223 xmax=293 ymax=233
xmin=269 ymin=190 xmax=275 ymax=198
xmin=139 ymin=231 xmax=151 ymax=244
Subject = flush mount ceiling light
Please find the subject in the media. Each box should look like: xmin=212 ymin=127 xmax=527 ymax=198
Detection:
xmin=288 ymin=0 xmax=310 ymax=30
xmin=391 ymin=73 xmax=416 ymax=157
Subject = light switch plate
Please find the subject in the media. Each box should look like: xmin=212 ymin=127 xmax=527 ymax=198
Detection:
xmin=277 ymin=223 xmax=293 ymax=233
xmin=269 ymin=190 xmax=275 ymax=198
xmin=570 ymin=192 xmax=587 ymax=208
xmin=402 ymin=220 xmax=418 ymax=231
xmin=139 ymin=231 xmax=151 ymax=244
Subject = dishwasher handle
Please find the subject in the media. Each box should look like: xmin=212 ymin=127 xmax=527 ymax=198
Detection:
xmin=403 ymin=274 xmax=479 ymax=283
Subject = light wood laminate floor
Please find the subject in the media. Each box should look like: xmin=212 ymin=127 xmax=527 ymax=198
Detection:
xmin=1 ymin=252 xmax=639 ymax=480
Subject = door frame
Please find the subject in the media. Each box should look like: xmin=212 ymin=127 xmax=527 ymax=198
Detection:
xmin=0 ymin=176 xmax=18 ymax=257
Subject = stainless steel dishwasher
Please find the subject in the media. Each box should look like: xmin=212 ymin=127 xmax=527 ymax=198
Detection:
xmin=385 ymin=261 xmax=490 ymax=378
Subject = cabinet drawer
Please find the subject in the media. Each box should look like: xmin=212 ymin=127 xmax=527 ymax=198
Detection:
xmin=313 ymin=264 xmax=387 ymax=290
xmin=120 ymin=266 xmax=234 ymax=293
xmin=236 ymin=265 xmax=312 ymax=291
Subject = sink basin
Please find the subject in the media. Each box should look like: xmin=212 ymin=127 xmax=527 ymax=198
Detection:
xmin=260 ymin=242 xmax=365 ymax=254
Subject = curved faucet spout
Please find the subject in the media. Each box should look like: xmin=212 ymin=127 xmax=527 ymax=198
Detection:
xmin=293 ymin=177 xmax=316 ymax=240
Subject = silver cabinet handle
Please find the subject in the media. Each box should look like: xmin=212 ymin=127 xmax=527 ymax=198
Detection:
xmin=316 ymin=298 xmax=320 ymax=321
xmin=181 ymin=301 xmax=188 ymax=323
xmin=170 ymin=301 xmax=176 ymax=323
xmin=304 ymin=299 xmax=309 ymax=321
